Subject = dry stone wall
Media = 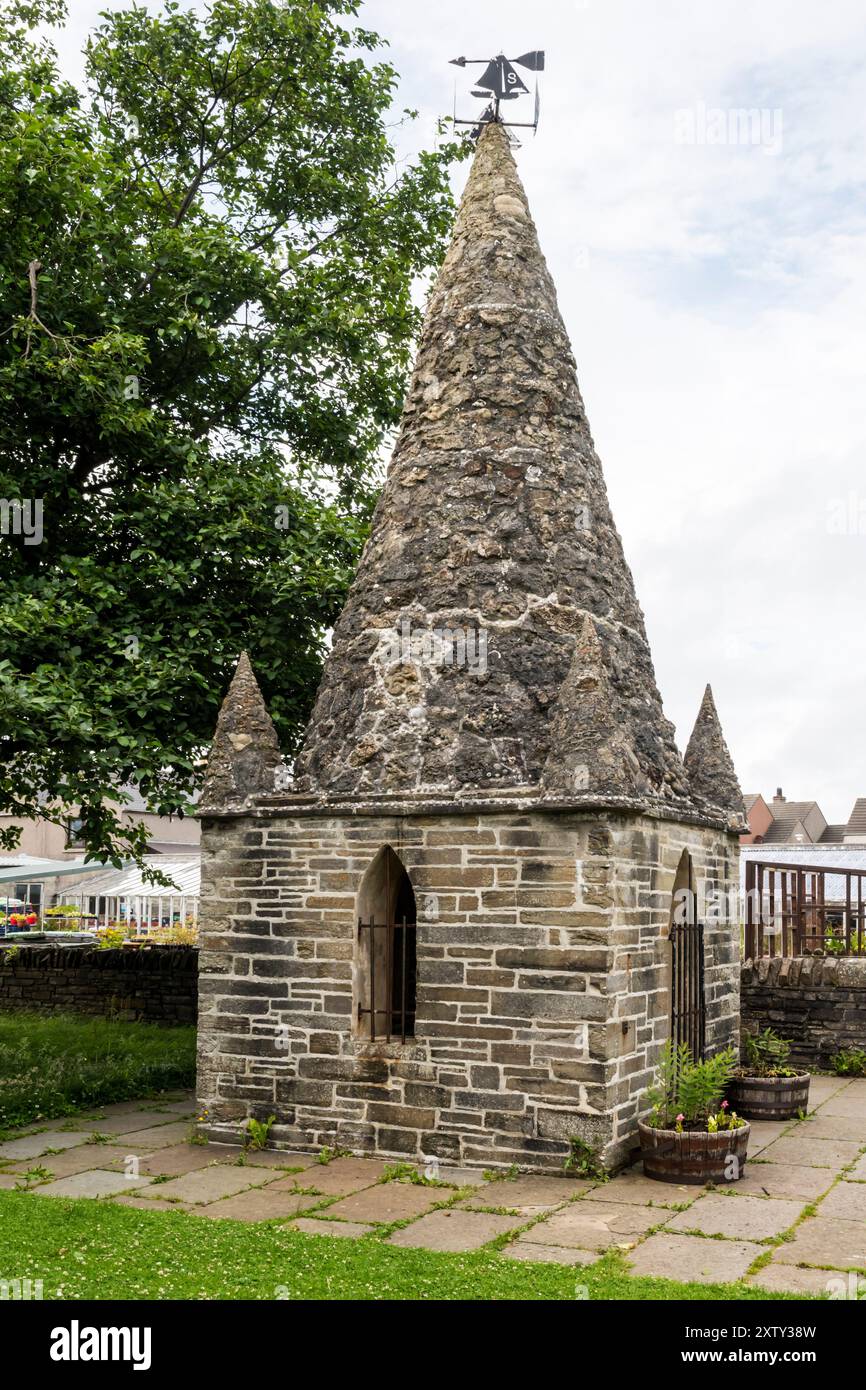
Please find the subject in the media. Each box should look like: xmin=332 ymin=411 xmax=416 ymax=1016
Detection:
xmin=741 ymin=955 xmax=866 ymax=1070
xmin=0 ymin=945 xmax=197 ymax=1024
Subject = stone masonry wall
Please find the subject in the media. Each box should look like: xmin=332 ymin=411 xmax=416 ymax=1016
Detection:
xmin=0 ymin=946 xmax=197 ymax=1024
xmin=197 ymin=809 xmax=739 ymax=1172
xmin=741 ymin=956 xmax=866 ymax=1070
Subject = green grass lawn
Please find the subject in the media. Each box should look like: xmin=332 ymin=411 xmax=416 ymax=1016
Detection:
xmin=0 ymin=1012 xmax=196 ymax=1132
xmin=0 ymin=1190 xmax=800 ymax=1301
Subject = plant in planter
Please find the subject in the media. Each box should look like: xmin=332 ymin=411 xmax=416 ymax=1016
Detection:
xmin=728 ymin=1028 xmax=810 ymax=1120
xmin=639 ymin=1043 xmax=749 ymax=1185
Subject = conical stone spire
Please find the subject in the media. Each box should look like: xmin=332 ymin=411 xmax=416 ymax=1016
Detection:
xmin=202 ymin=652 xmax=282 ymax=808
xmin=684 ymin=684 xmax=743 ymax=820
xmin=294 ymin=121 xmax=690 ymax=807
xmin=540 ymin=615 xmax=644 ymax=798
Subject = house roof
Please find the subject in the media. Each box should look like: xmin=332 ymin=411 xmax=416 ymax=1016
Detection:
xmin=743 ymin=794 xmax=762 ymax=813
xmin=846 ymin=798 xmax=866 ymax=835
xmin=0 ymin=856 xmax=200 ymax=897
xmin=759 ymin=801 xmax=822 ymax=842
xmin=820 ymin=824 xmax=847 ymax=843
xmin=66 ymin=857 xmax=200 ymax=899
xmin=0 ymin=858 xmax=108 ymax=885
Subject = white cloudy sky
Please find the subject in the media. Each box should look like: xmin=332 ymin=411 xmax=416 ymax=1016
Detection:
xmin=51 ymin=1 xmax=866 ymax=822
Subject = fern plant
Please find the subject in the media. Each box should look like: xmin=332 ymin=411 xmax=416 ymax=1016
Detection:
xmin=646 ymin=1042 xmax=744 ymax=1132
xmin=742 ymin=1027 xmax=796 ymax=1077
xmin=831 ymin=1047 xmax=866 ymax=1077
xmin=244 ymin=1115 xmax=275 ymax=1152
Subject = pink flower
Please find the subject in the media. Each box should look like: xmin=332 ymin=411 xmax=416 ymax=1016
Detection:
xmin=676 ymin=1113 xmax=684 ymax=1123
xmin=721 ymin=1100 xmax=729 ymax=1110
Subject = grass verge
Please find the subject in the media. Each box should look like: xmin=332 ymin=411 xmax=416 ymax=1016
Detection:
xmin=0 ymin=1012 xmax=196 ymax=1132
xmin=0 ymin=1191 xmax=803 ymax=1301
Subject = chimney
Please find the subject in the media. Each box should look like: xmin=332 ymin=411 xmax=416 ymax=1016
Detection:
xmin=774 ymin=787 xmax=785 ymax=803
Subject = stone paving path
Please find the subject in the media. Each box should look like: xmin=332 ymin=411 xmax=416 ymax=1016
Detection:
xmin=2 ymin=1076 xmax=865 ymax=1295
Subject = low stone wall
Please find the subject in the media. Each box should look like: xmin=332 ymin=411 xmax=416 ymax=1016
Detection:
xmin=0 ymin=946 xmax=197 ymax=1024
xmin=741 ymin=956 xmax=866 ymax=1069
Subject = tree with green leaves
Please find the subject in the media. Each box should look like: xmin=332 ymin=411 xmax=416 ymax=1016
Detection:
xmin=0 ymin=0 xmax=465 ymax=866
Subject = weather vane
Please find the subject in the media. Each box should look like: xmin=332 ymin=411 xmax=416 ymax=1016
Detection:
xmin=449 ymin=50 xmax=545 ymax=141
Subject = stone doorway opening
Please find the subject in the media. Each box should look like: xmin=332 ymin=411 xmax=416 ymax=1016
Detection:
xmin=355 ymin=846 xmax=417 ymax=1042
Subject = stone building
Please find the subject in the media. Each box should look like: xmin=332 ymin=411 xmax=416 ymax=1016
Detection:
xmin=197 ymin=122 xmax=743 ymax=1172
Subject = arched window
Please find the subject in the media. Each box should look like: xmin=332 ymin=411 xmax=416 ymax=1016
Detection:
xmin=356 ymin=846 xmax=417 ymax=1041
xmin=668 ymin=849 xmax=705 ymax=1061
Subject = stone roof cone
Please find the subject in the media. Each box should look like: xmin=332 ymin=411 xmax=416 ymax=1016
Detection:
xmin=683 ymin=683 xmax=744 ymax=819
xmin=294 ymin=121 xmax=690 ymax=806
xmin=202 ymin=652 xmax=282 ymax=808
xmin=540 ymin=615 xmax=643 ymax=798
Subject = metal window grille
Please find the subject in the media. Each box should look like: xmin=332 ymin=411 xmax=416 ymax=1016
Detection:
xmin=669 ymin=917 xmax=706 ymax=1062
xmin=357 ymin=916 xmax=416 ymax=1042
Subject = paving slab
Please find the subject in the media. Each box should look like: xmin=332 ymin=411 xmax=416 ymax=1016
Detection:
xmin=0 ymin=1130 xmax=89 ymax=1160
xmin=774 ymin=1217 xmax=866 ymax=1270
xmin=196 ymin=1189 xmax=324 ymax=1222
xmin=208 ymin=1147 xmax=319 ymax=1171
xmin=521 ymin=1200 xmax=658 ymax=1251
xmin=817 ymin=1087 xmax=866 ymax=1118
xmin=141 ymin=1099 xmax=197 ymax=1116
xmin=292 ymin=1217 xmax=375 ymax=1239
xmin=745 ymin=1121 xmax=791 ymax=1156
xmin=808 ymin=1076 xmax=851 ymax=1109
xmin=731 ymin=1162 xmax=835 ymax=1201
xmin=0 ymin=1174 xmax=22 ymax=1189
xmin=67 ymin=1111 xmax=182 ymax=1136
xmin=502 ymin=1240 xmax=598 ymax=1266
xmin=105 ymin=1143 xmax=217 ymax=1178
xmin=13 ymin=1111 xmax=109 ymax=1133
xmin=143 ymin=1165 xmax=276 ymax=1204
xmin=110 ymin=1122 xmax=193 ymax=1149
xmin=433 ymin=1166 xmax=490 ymax=1187
xmin=6 ymin=1145 xmax=131 ymax=1181
xmin=34 ymin=1169 xmax=154 ymax=1199
xmin=759 ymin=1135 xmax=862 ymax=1168
xmin=626 ymin=1232 xmax=764 ymax=1285
xmin=817 ymin=1181 xmax=866 ymax=1221
xmin=461 ymin=1175 xmax=582 ymax=1214
xmin=749 ymin=1263 xmax=841 ymax=1296
xmin=794 ymin=1113 xmax=866 ymax=1141
xmin=325 ymin=1183 xmax=442 ymax=1224
xmin=270 ymin=1157 xmax=386 ymax=1197
xmin=665 ymin=1192 xmax=803 ymax=1241
xmin=92 ymin=1101 xmax=177 ymax=1119
xmin=847 ymin=1154 xmax=866 ymax=1181
xmin=387 ymin=1209 xmax=522 ymax=1252
xmin=586 ymin=1170 xmax=698 ymax=1209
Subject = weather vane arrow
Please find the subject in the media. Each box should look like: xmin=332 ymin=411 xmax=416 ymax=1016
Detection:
xmin=449 ymin=49 xmax=545 ymax=140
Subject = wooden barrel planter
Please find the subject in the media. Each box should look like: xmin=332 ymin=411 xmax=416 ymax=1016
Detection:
xmin=638 ymin=1120 xmax=750 ymax=1185
xmin=726 ymin=1073 xmax=810 ymax=1121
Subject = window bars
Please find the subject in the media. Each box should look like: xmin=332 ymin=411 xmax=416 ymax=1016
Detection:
xmin=669 ymin=916 xmax=706 ymax=1063
xmin=357 ymin=915 xmax=416 ymax=1042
